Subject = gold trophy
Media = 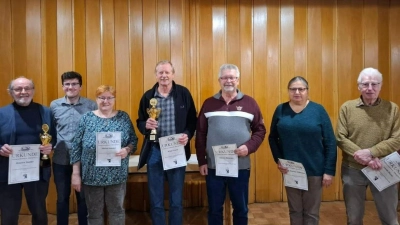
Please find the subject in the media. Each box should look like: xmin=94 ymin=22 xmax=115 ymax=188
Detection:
xmin=40 ymin=124 xmax=52 ymax=160
xmin=146 ymin=98 xmax=161 ymax=142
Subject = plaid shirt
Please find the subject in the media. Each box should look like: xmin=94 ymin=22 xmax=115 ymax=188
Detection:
xmin=155 ymin=90 xmax=176 ymax=137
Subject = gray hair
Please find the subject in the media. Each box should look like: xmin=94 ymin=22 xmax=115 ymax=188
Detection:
xmin=7 ymin=76 xmax=35 ymax=94
xmin=357 ymin=67 xmax=383 ymax=83
xmin=287 ymin=76 xmax=309 ymax=89
xmin=218 ymin=64 xmax=240 ymax=78
xmin=154 ymin=60 xmax=175 ymax=74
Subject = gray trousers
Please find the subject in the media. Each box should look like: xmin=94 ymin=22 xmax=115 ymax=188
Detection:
xmin=285 ymin=176 xmax=322 ymax=225
xmin=342 ymin=165 xmax=399 ymax=225
xmin=84 ymin=183 xmax=127 ymax=225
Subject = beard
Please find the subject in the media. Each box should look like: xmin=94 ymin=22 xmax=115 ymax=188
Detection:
xmin=14 ymin=97 xmax=32 ymax=106
xmin=223 ymin=86 xmax=235 ymax=92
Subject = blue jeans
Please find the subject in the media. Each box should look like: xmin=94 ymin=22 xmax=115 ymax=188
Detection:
xmin=53 ymin=163 xmax=88 ymax=225
xmin=147 ymin=144 xmax=186 ymax=225
xmin=206 ymin=168 xmax=250 ymax=225
xmin=0 ymin=180 xmax=49 ymax=225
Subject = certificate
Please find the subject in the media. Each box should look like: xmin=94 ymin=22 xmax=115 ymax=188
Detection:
xmin=362 ymin=151 xmax=400 ymax=192
xmin=278 ymin=158 xmax=308 ymax=191
xmin=96 ymin=132 xmax=122 ymax=167
xmin=212 ymin=144 xmax=238 ymax=177
xmin=8 ymin=144 xmax=40 ymax=184
xmin=159 ymin=134 xmax=187 ymax=170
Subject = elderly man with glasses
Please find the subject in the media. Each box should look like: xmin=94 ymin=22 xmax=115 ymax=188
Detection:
xmin=0 ymin=76 xmax=56 ymax=225
xmin=336 ymin=67 xmax=400 ymax=225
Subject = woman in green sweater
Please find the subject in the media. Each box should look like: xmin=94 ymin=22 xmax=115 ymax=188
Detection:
xmin=268 ymin=76 xmax=337 ymax=225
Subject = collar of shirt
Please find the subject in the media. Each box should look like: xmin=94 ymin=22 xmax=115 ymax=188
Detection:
xmin=356 ymin=96 xmax=381 ymax=107
xmin=61 ymin=96 xmax=82 ymax=106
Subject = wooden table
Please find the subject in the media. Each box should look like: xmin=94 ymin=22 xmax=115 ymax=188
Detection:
xmin=128 ymin=154 xmax=231 ymax=225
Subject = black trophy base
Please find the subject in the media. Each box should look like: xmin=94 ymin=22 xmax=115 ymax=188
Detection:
xmin=40 ymin=158 xmax=51 ymax=167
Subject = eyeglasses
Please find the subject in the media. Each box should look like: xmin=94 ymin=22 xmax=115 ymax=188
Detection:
xmin=63 ymin=82 xmax=80 ymax=87
xmin=220 ymin=77 xmax=238 ymax=81
xmin=359 ymin=82 xmax=380 ymax=88
xmin=11 ymin=87 xmax=34 ymax=93
xmin=97 ymin=96 xmax=115 ymax=101
xmin=289 ymin=88 xmax=308 ymax=93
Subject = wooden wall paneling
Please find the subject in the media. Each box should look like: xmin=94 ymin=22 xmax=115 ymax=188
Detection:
xmin=188 ymin=0 xmax=199 ymax=108
xmin=170 ymin=0 xmax=185 ymax=86
xmin=157 ymin=0 xmax=171 ymax=63
xmin=42 ymin=0 xmax=58 ymax=105
xmin=0 ymin=0 xmax=13 ymax=106
xmin=349 ymin=0 xmax=364 ymax=98
xmin=129 ymin=0 xmax=144 ymax=154
xmin=364 ymin=0 xmax=378 ymax=69
xmin=253 ymin=0 xmax=268 ymax=202
xmin=57 ymin=0 xmax=73 ymax=98
xmin=11 ymin=0 xmax=27 ymax=80
xmin=293 ymin=0 xmax=307 ymax=78
xmin=142 ymin=0 xmax=157 ymax=90
xmin=86 ymin=0 xmax=102 ymax=99
xmin=100 ymin=0 xmax=116 ymax=87
xmin=280 ymin=0 xmax=295 ymax=102
xmin=226 ymin=0 xmax=240 ymax=67
xmin=377 ymin=0 xmax=390 ymax=100
xmin=237 ymin=0 xmax=255 ymax=203
xmin=320 ymin=0 xmax=338 ymax=201
xmin=307 ymin=1 xmax=322 ymax=104
xmin=198 ymin=0 xmax=214 ymax=103
xmin=26 ymin=0 xmax=42 ymax=103
xmin=115 ymin=0 xmax=131 ymax=114
xmin=389 ymin=0 xmax=400 ymax=105
xmin=264 ymin=0 xmax=282 ymax=202
xmin=212 ymin=0 xmax=226 ymax=92
xmin=73 ymin=0 xmax=88 ymax=97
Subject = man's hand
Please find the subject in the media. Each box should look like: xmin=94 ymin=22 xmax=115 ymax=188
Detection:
xmin=354 ymin=149 xmax=373 ymax=165
xmin=146 ymin=118 xmax=158 ymax=130
xmin=199 ymin=164 xmax=208 ymax=176
xmin=368 ymin=157 xmax=382 ymax=170
xmin=178 ymin=133 xmax=189 ymax=146
xmin=0 ymin=144 xmax=12 ymax=157
xmin=39 ymin=144 xmax=52 ymax=155
xmin=234 ymin=145 xmax=249 ymax=157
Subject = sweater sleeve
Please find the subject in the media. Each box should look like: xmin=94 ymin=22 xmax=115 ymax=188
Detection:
xmin=370 ymin=103 xmax=400 ymax=157
xmin=336 ymin=103 xmax=362 ymax=155
xmin=243 ymin=97 xmax=266 ymax=154
xmin=319 ymin=106 xmax=337 ymax=176
xmin=268 ymin=104 xmax=283 ymax=163
xmin=195 ymin=101 xmax=208 ymax=166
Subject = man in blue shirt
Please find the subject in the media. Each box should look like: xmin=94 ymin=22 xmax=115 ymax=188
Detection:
xmin=50 ymin=71 xmax=97 ymax=225
xmin=0 ymin=77 xmax=56 ymax=225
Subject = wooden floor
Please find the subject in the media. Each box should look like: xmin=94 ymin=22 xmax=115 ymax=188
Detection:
xmin=14 ymin=201 xmax=399 ymax=225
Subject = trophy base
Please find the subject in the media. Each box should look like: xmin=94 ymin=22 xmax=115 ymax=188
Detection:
xmin=40 ymin=158 xmax=51 ymax=167
xmin=149 ymin=134 xmax=158 ymax=142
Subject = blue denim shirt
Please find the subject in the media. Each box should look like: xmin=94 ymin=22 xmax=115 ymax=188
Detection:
xmin=50 ymin=97 xmax=97 ymax=165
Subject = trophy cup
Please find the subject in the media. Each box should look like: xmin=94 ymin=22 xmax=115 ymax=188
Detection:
xmin=40 ymin=124 xmax=52 ymax=161
xmin=146 ymin=98 xmax=161 ymax=142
